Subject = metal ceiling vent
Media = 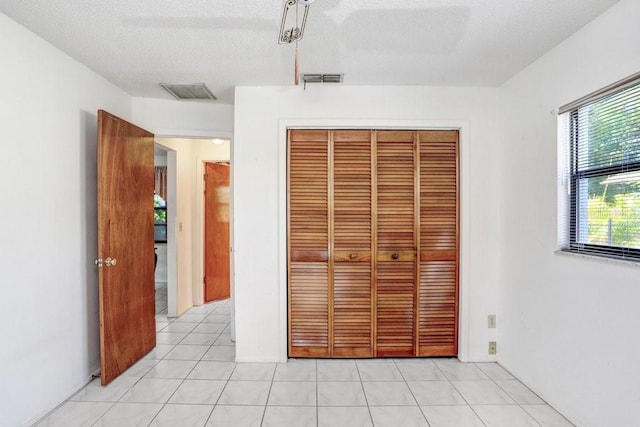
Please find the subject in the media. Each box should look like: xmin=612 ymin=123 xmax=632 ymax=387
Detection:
xmin=301 ymin=74 xmax=343 ymax=89
xmin=302 ymin=74 xmax=343 ymax=84
xmin=160 ymin=83 xmax=217 ymax=101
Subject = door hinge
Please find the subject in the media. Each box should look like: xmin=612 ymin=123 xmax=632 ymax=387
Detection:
xmin=203 ymin=276 xmax=206 ymax=284
xmin=203 ymin=174 xmax=207 ymax=181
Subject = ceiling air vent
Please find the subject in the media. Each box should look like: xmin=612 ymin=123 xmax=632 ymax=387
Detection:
xmin=160 ymin=83 xmax=217 ymax=101
xmin=302 ymin=74 xmax=344 ymax=85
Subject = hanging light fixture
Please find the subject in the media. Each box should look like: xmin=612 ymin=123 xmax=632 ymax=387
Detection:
xmin=278 ymin=0 xmax=315 ymax=86
xmin=278 ymin=0 xmax=315 ymax=45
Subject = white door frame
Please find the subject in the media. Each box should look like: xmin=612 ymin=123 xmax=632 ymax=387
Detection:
xmin=277 ymin=119 xmax=471 ymax=362
xmin=155 ymin=133 xmax=233 ymax=330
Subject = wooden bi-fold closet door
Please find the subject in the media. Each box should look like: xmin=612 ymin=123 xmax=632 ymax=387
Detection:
xmin=418 ymin=130 xmax=459 ymax=356
xmin=332 ymin=130 xmax=374 ymax=357
xmin=375 ymin=131 xmax=417 ymax=357
xmin=288 ymin=130 xmax=330 ymax=357
xmin=288 ymin=129 xmax=458 ymax=358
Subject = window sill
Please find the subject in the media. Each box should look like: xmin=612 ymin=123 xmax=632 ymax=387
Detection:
xmin=555 ymin=249 xmax=640 ymax=269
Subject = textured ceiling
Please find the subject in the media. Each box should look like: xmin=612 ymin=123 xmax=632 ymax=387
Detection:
xmin=0 ymin=0 xmax=619 ymax=103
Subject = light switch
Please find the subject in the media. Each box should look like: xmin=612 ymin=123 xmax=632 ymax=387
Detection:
xmin=488 ymin=314 xmax=496 ymax=328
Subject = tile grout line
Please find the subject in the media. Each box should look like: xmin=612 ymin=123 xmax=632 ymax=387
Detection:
xmin=87 ymin=401 xmax=119 ymax=426
xmin=434 ymin=359 xmax=488 ymax=427
xmin=474 ymin=362 xmax=544 ymax=427
xmin=475 ymin=362 xmax=574 ymax=425
xmin=201 ymin=306 xmax=237 ymax=426
xmin=392 ymin=359 xmax=432 ymax=427
xmin=145 ymin=303 xmax=223 ymax=426
xmin=86 ymin=332 xmax=187 ymax=426
xmin=353 ymin=360 xmax=375 ymax=427
xmin=89 ymin=311 xmax=201 ymax=426
xmin=259 ymin=362 xmax=279 ymax=427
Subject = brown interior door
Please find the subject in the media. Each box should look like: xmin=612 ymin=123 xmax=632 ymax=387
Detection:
xmin=98 ymin=110 xmax=156 ymax=385
xmin=418 ymin=130 xmax=459 ymax=356
xmin=288 ymin=130 xmax=330 ymax=357
xmin=332 ymin=130 xmax=374 ymax=357
xmin=204 ymin=162 xmax=231 ymax=302
xmin=375 ymin=130 xmax=417 ymax=357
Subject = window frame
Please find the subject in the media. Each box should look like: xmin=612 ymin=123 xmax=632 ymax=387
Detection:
xmin=563 ymin=73 xmax=640 ymax=261
xmin=154 ymin=206 xmax=167 ymax=243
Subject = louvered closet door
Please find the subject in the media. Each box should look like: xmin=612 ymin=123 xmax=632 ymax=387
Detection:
xmin=288 ymin=130 xmax=330 ymax=357
xmin=418 ymin=130 xmax=459 ymax=356
xmin=376 ymin=131 xmax=417 ymax=357
xmin=332 ymin=130 xmax=374 ymax=357
xmin=289 ymin=128 xmax=459 ymax=359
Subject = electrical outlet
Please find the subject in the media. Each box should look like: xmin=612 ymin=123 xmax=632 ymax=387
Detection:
xmin=488 ymin=341 xmax=497 ymax=355
xmin=488 ymin=314 xmax=496 ymax=328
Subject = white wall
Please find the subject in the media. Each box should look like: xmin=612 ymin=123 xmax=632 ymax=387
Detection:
xmin=133 ymin=97 xmax=234 ymax=138
xmin=497 ymin=1 xmax=640 ymax=426
xmin=0 ymin=12 xmax=132 ymax=427
xmin=233 ymin=86 xmax=502 ymax=362
xmin=155 ymin=152 xmax=168 ymax=166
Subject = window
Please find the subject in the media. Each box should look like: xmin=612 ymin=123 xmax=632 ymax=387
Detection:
xmin=560 ymin=73 xmax=640 ymax=260
xmin=154 ymin=194 xmax=167 ymax=243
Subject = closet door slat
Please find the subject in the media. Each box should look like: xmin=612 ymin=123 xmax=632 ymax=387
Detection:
xmin=332 ymin=130 xmax=373 ymax=357
xmin=376 ymin=130 xmax=416 ymax=357
xmin=418 ymin=130 xmax=459 ymax=356
xmin=288 ymin=130 xmax=330 ymax=357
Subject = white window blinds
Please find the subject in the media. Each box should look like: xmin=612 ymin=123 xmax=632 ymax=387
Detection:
xmin=560 ymin=72 xmax=640 ymax=260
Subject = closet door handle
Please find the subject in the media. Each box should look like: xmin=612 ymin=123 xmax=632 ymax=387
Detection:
xmin=391 ymin=252 xmax=399 ymax=260
xmin=349 ymin=253 xmax=357 ymax=260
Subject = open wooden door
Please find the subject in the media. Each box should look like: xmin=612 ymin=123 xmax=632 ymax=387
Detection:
xmin=204 ymin=162 xmax=230 ymax=302
xmin=98 ymin=110 xmax=156 ymax=385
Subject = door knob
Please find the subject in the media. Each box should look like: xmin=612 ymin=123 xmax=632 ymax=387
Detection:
xmin=349 ymin=253 xmax=357 ymax=260
xmin=391 ymin=253 xmax=399 ymax=260
xmin=104 ymin=257 xmax=117 ymax=267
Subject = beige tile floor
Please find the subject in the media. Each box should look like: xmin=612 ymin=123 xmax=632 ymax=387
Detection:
xmin=36 ymin=299 xmax=574 ymax=426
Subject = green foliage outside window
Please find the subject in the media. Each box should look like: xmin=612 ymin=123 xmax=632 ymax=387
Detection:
xmin=154 ymin=194 xmax=167 ymax=223
xmin=581 ymin=86 xmax=640 ymax=249
xmin=586 ymin=191 xmax=640 ymax=248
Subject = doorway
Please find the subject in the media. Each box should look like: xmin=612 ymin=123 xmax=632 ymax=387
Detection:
xmin=153 ymin=137 xmax=231 ymax=314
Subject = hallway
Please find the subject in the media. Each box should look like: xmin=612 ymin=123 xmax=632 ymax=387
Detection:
xmin=36 ymin=299 xmax=572 ymax=426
